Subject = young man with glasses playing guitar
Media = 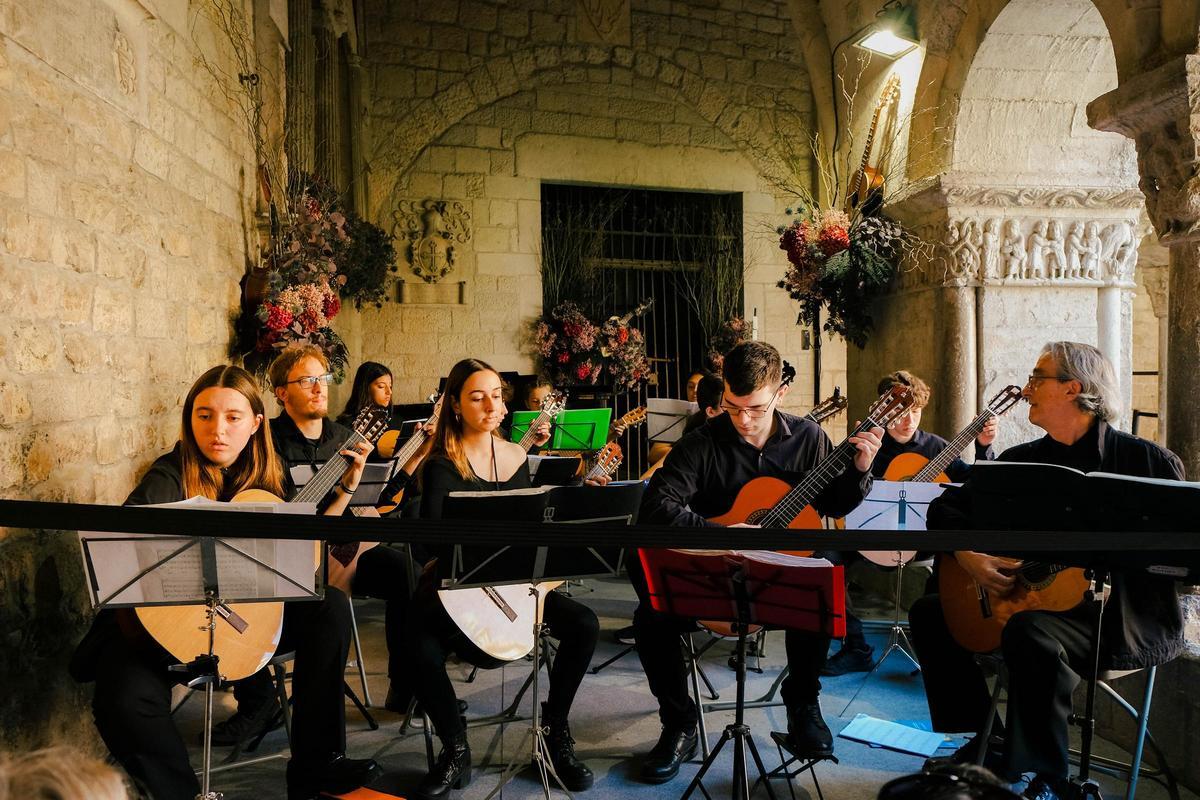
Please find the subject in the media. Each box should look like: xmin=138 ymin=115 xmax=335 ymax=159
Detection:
xmin=629 ymin=341 xmax=884 ymax=783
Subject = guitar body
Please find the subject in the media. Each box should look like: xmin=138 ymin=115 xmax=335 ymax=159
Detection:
xmin=708 ymin=476 xmax=823 ymax=557
xmin=938 ymin=555 xmax=1090 ymax=653
xmin=881 ymin=452 xmax=950 ymax=483
xmin=134 ymin=488 xmax=294 ymax=681
xmin=438 ymin=581 xmax=564 ymax=666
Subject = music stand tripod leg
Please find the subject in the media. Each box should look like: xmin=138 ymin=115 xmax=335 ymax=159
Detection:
xmin=1066 ymin=572 xmax=1109 ymax=800
xmin=171 ymin=595 xmax=225 ymax=800
xmin=482 ymin=584 xmax=575 ymax=800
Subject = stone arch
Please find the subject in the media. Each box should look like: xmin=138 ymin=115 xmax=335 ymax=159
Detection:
xmin=373 ymin=42 xmax=810 ymax=210
xmin=906 ymin=0 xmax=1151 ymax=183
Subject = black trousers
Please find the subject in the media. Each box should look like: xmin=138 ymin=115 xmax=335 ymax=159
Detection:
xmin=909 ymin=593 xmax=1097 ymax=780
xmin=403 ymin=587 xmax=599 ymax=740
xmin=87 ymin=588 xmax=352 ymax=800
xmin=628 ymin=552 xmax=831 ymax=728
xmin=351 ymin=543 xmax=416 ymax=685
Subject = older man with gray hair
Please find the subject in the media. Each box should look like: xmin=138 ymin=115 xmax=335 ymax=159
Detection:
xmin=908 ymin=341 xmax=1186 ymax=800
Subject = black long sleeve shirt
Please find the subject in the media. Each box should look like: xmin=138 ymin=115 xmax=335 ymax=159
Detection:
xmin=639 ymin=410 xmax=872 ymax=527
xmin=927 ymin=420 xmax=1186 ymax=669
xmin=418 ymin=454 xmax=532 ymax=521
xmin=872 ymin=429 xmax=995 ymax=482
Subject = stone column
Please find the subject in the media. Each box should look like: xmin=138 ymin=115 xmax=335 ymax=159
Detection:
xmin=868 ymin=177 xmax=1143 ymax=453
xmin=313 ymin=15 xmax=341 ymax=188
xmin=346 ymin=51 xmax=368 ymax=215
xmin=1141 ymin=263 xmax=1169 ymax=442
xmin=1090 ymin=54 xmax=1200 ymax=473
xmin=285 ymin=0 xmax=315 ymax=175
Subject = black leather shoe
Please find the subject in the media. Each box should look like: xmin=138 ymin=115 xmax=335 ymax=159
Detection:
xmin=210 ymin=697 xmax=282 ymax=746
xmin=286 ymin=753 xmax=382 ymax=800
xmin=1023 ymin=775 xmax=1067 ymax=800
xmin=820 ymin=645 xmax=875 ymax=676
xmin=415 ymin=731 xmax=472 ymax=799
xmin=785 ymin=702 xmax=834 ymax=758
xmin=923 ymin=733 xmax=1009 ymax=777
xmin=640 ymin=724 xmax=698 ymax=784
xmin=543 ymin=706 xmax=593 ymax=791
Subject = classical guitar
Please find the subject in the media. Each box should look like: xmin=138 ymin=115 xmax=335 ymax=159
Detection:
xmin=583 ymin=441 xmax=623 ymax=481
xmin=438 ymin=579 xmax=565 ymax=666
xmin=861 ymin=385 xmax=1023 ymax=567
xmin=707 ymin=385 xmax=914 ymax=552
xmin=939 ymin=557 xmax=1090 ymax=653
xmin=376 ymin=391 xmax=440 ymax=459
xmin=883 ymin=385 xmax=1022 ymax=482
xmin=559 ymin=405 xmax=647 ymax=475
xmin=805 ymin=387 xmax=849 ymax=427
xmin=845 ymin=74 xmax=901 ymax=216
xmin=518 ymin=389 xmax=568 ymax=452
xmin=374 ymin=393 xmax=445 ymax=514
xmin=134 ymin=405 xmax=390 ymax=681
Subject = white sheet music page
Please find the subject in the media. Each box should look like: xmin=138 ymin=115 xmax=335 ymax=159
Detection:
xmin=78 ymin=497 xmax=319 ymax=608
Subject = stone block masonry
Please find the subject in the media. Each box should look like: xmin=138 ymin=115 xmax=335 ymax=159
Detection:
xmin=0 ymin=0 xmax=266 ymax=749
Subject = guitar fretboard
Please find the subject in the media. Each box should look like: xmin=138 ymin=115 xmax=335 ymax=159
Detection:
xmin=913 ymin=411 xmax=992 ymax=482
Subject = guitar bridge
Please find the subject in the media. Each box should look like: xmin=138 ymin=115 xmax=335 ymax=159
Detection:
xmin=482 ymin=586 xmax=518 ymax=622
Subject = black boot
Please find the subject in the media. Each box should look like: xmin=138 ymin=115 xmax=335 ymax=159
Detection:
xmin=542 ymin=704 xmax=593 ymax=791
xmin=639 ymin=723 xmax=698 ymax=784
xmin=414 ymin=730 xmax=472 ymax=800
xmin=785 ymin=701 xmax=834 ymax=758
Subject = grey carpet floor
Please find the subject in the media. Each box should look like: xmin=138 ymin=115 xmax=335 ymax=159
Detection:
xmin=177 ymin=575 xmax=1193 ymax=800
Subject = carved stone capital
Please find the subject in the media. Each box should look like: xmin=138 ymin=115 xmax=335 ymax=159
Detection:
xmin=1089 ymin=55 xmax=1200 ymax=243
xmin=887 ymin=178 xmax=1142 ymax=290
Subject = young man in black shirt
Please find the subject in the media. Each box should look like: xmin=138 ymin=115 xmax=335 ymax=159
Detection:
xmin=822 ymin=370 xmax=997 ymax=676
xmin=913 ymin=342 xmax=1185 ymax=800
xmin=631 ymin=341 xmax=884 ymax=783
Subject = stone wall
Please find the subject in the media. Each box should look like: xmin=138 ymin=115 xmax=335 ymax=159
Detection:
xmin=358 ymin=0 xmax=846 ymax=422
xmin=0 ymin=0 xmax=268 ymax=747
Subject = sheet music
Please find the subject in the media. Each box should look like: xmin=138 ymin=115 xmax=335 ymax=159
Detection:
xmin=79 ymin=497 xmax=319 ymax=607
xmin=647 ymin=398 xmax=697 ymax=444
xmin=837 ymin=713 xmax=946 ymax=757
xmin=842 ymin=480 xmax=950 ymax=530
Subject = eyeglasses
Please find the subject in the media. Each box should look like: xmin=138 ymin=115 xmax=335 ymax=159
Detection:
xmin=1024 ymin=372 xmax=1069 ymax=389
xmin=287 ymin=373 xmax=334 ymax=389
xmin=720 ymin=384 xmax=782 ymax=419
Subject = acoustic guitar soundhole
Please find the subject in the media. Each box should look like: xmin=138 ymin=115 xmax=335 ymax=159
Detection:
xmin=1020 ymin=563 xmax=1053 ymax=590
xmin=746 ymin=509 xmax=770 ymax=525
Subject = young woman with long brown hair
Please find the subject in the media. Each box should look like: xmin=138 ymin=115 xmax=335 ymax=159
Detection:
xmin=70 ymin=365 xmax=380 ymax=800
xmin=405 ymin=358 xmax=599 ymax=800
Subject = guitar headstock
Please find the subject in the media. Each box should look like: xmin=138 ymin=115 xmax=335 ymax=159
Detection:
xmin=620 ymin=406 xmax=648 ymax=429
xmin=880 ymin=74 xmax=902 ymax=108
xmin=864 ymin=384 xmax=914 ymax=431
xmin=808 ymin=387 xmax=848 ymax=425
xmin=592 ymin=442 xmax=623 ymax=477
xmin=987 ymin=385 xmax=1023 ymax=417
xmin=426 ymin=392 xmax=445 ymax=425
xmin=541 ymin=389 xmax=568 ymax=418
xmin=352 ymin=404 xmax=392 ymax=445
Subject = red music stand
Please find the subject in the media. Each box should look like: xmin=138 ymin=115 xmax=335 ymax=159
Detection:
xmin=638 ymin=549 xmax=844 ymax=800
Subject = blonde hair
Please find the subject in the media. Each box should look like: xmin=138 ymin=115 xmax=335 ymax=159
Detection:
xmin=0 ymin=747 xmax=130 ymax=800
xmin=180 ymin=365 xmax=286 ymax=500
xmin=267 ymin=344 xmax=328 ymax=390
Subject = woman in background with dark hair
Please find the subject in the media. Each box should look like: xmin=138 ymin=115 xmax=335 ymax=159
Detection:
xmin=337 ymin=361 xmax=393 ymax=429
xmin=405 ymin=358 xmax=599 ymax=800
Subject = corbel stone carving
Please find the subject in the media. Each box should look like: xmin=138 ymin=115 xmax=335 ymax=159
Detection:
xmin=114 ymin=29 xmax=136 ymax=95
xmin=576 ymin=0 xmax=631 ymax=46
xmin=941 ymin=185 xmax=1146 ymax=210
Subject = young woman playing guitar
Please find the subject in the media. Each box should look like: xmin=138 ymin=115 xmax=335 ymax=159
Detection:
xmin=69 ymin=365 xmax=380 ymax=800
xmin=405 ymin=359 xmax=599 ymax=799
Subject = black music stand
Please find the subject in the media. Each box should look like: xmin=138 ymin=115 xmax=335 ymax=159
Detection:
xmin=971 ymin=463 xmax=1105 ymax=800
xmin=440 ymin=489 xmax=625 ymax=800
xmin=79 ymin=519 xmax=320 ymax=800
xmin=639 ymin=549 xmax=844 ymax=800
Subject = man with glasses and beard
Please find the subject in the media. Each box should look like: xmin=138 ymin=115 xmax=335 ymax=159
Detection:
xmin=628 ymin=341 xmax=884 ymax=783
